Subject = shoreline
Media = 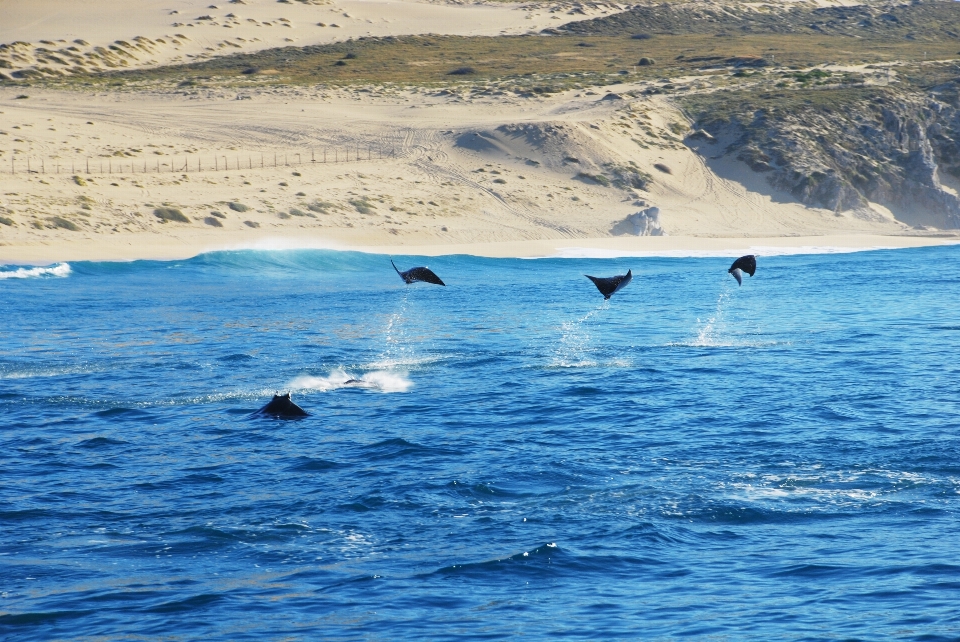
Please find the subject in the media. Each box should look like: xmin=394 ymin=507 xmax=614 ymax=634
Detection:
xmin=2 ymin=88 xmax=947 ymax=263
xmin=2 ymin=234 xmax=957 ymax=265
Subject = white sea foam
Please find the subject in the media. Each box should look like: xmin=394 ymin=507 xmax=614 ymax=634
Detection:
xmin=0 ymin=263 xmax=71 ymax=279
xmin=0 ymin=364 xmax=101 ymax=380
xmin=728 ymin=482 xmax=881 ymax=504
xmin=536 ymin=243 xmax=960 ymax=260
xmin=290 ymin=369 xmax=413 ymax=393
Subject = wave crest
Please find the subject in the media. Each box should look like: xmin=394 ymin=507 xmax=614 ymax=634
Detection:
xmin=0 ymin=263 xmax=71 ymax=279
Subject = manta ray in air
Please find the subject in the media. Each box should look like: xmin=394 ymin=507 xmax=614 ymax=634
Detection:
xmin=728 ymin=255 xmax=757 ymax=286
xmin=391 ymin=260 xmax=445 ymax=286
xmin=584 ymin=269 xmax=632 ymax=299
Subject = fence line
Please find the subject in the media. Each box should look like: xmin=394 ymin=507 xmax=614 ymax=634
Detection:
xmin=3 ymin=145 xmax=396 ymax=176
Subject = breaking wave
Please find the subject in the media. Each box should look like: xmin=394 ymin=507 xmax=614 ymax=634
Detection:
xmin=0 ymin=263 xmax=71 ymax=279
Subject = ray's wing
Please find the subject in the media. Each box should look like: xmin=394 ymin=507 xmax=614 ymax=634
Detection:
xmin=613 ymin=269 xmax=632 ymax=295
xmin=729 ymin=255 xmax=757 ymax=277
xmin=730 ymin=268 xmax=743 ymax=286
xmin=408 ymin=267 xmax=446 ymax=286
xmin=390 ymin=259 xmax=408 ymax=282
xmin=585 ymin=275 xmax=613 ymax=298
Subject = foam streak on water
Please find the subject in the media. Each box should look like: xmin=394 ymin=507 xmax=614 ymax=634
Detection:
xmin=289 ymin=369 xmax=413 ymax=393
xmin=1 ymin=248 xmax=959 ymax=640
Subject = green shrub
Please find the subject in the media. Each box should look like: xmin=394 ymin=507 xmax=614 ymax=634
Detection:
xmin=576 ymin=172 xmax=610 ymax=186
xmin=228 ymin=202 xmax=249 ymax=212
xmin=605 ymin=163 xmax=653 ymax=190
xmin=306 ymin=202 xmax=332 ymax=213
xmin=50 ymin=216 xmax=79 ymax=231
xmin=349 ymin=198 xmax=375 ymax=215
xmin=153 ymin=207 xmax=190 ymax=223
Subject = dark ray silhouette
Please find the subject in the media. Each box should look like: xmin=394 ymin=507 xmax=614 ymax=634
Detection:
xmin=585 ymin=269 xmax=632 ymax=299
xmin=728 ymin=255 xmax=757 ymax=286
xmin=392 ymin=259 xmax=445 ymax=286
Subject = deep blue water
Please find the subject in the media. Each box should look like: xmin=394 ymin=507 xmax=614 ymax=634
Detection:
xmin=2 ymin=246 xmax=960 ymax=640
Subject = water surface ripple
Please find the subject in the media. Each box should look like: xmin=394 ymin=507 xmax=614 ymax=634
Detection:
xmin=1 ymin=248 xmax=959 ymax=640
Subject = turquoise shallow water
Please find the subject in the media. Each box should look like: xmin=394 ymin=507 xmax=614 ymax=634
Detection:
xmin=1 ymin=246 xmax=959 ymax=640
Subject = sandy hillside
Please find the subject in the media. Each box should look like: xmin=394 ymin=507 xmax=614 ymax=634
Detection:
xmin=0 ymin=0 xmax=622 ymax=80
xmin=3 ymin=79 xmax=952 ymax=263
xmin=1 ymin=0 xmax=958 ymax=262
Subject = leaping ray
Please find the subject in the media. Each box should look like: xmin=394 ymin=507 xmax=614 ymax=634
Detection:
xmin=728 ymin=255 xmax=757 ymax=286
xmin=584 ymin=269 xmax=632 ymax=299
xmin=392 ymin=259 xmax=445 ymax=286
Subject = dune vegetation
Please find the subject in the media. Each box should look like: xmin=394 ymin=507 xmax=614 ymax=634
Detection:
xmin=3 ymin=0 xmax=960 ymax=259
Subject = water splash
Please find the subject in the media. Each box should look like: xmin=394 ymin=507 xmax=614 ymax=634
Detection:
xmin=694 ymin=289 xmax=731 ymax=347
xmin=289 ymin=369 xmax=412 ymax=393
xmin=0 ymin=263 xmax=71 ymax=279
xmin=289 ymin=290 xmax=419 ymax=393
xmin=551 ymin=302 xmax=607 ymax=367
xmin=373 ymin=289 xmax=422 ymax=368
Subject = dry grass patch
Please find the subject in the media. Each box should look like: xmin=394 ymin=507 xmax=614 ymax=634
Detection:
xmin=24 ymin=31 xmax=959 ymax=92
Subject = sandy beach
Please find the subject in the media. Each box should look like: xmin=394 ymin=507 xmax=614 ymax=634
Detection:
xmin=1 ymin=0 xmax=958 ymax=264
xmin=1 ymin=230 xmax=957 ymax=264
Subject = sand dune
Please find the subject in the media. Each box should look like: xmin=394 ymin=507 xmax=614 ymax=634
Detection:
xmin=0 ymin=0 xmax=621 ymax=80
xmin=1 ymin=0 xmax=956 ymax=263
xmin=2 ymin=79 xmax=952 ymax=263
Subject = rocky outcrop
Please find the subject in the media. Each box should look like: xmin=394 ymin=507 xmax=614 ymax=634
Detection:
xmin=612 ymin=207 xmax=663 ymax=236
xmin=687 ymin=87 xmax=960 ymax=229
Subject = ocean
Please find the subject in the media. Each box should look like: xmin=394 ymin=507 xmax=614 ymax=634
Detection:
xmin=1 ymin=246 xmax=959 ymax=640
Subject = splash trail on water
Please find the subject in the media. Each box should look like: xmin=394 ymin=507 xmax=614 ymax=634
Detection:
xmin=552 ymin=301 xmax=608 ymax=368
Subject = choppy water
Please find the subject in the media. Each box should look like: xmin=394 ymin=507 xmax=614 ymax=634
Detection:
xmin=2 ymin=247 xmax=959 ymax=640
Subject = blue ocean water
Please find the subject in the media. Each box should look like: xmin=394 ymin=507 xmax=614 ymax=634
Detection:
xmin=1 ymin=246 xmax=959 ymax=640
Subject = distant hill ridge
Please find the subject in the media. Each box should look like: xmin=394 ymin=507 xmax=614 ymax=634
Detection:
xmin=556 ymin=0 xmax=960 ymax=41
xmin=554 ymin=1 xmax=960 ymax=229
